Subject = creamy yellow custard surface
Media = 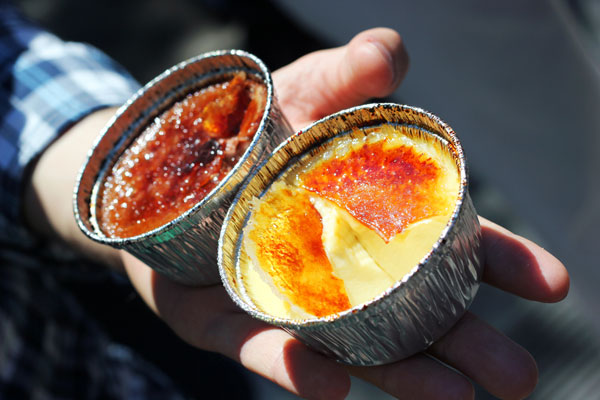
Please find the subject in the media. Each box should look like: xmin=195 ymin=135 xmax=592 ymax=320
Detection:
xmin=240 ymin=125 xmax=460 ymax=320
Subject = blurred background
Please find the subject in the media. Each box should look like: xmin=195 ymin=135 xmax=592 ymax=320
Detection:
xmin=15 ymin=0 xmax=600 ymax=398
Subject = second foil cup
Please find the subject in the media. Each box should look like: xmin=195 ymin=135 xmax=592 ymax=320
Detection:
xmin=219 ymin=103 xmax=484 ymax=365
xmin=74 ymin=50 xmax=293 ymax=285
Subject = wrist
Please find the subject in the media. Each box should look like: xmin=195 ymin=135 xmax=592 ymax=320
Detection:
xmin=24 ymin=107 xmax=124 ymax=271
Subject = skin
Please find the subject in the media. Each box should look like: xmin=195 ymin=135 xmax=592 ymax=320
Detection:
xmin=25 ymin=28 xmax=569 ymax=400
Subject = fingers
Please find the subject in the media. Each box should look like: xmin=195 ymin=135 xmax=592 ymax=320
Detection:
xmin=334 ymin=27 xmax=408 ymax=106
xmin=350 ymin=312 xmax=537 ymax=400
xmin=178 ymin=293 xmax=351 ymax=400
xmin=479 ymin=217 xmax=569 ymax=302
xmin=167 ymin=288 xmax=351 ymax=400
xmin=428 ymin=312 xmax=538 ymax=400
xmin=122 ymin=253 xmax=350 ymax=400
xmin=346 ymin=217 xmax=563 ymax=399
xmin=349 ymin=312 xmax=537 ymax=400
xmin=123 ymin=218 xmax=554 ymax=400
xmin=348 ymin=354 xmax=474 ymax=400
xmin=238 ymin=328 xmax=351 ymax=400
xmin=274 ymin=27 xmax=409 ymax=130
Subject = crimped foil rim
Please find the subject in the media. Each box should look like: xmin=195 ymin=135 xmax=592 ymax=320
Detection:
xmin=74 ymin=50 xmax=274 ymax=246
xmin=219 ymin=103 xmax=470 ymax=329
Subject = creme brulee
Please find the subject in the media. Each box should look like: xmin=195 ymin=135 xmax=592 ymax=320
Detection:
xmin=96 ymin=72 xmax=266 ymax=238
xmin=240 ymin=125 xmax=460 ymax=319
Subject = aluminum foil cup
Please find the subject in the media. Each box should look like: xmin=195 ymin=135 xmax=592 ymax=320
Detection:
xmin=219 ymin=103 xmax=483 ymax=365
xmin=74 ymin=50 xmax=293 ymax=286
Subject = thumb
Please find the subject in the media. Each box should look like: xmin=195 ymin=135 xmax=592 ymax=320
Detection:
xmin=273 ymin=27 xmax=409 ymax=130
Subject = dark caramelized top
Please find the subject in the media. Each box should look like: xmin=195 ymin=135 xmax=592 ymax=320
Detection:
xmin=97 ymin=72 xmax=266 ymax=238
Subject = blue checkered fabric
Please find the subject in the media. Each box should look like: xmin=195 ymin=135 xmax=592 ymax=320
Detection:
xmin=0 ymin=3 xmax=140 ymax=246
xmin=0 ymin=3 xmax=186 ymax=399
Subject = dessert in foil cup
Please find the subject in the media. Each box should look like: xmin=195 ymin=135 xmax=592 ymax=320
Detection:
xmin=219 ymin=103 xmax=484 ymax=365
xmin=74 ymin=50 xmax=293 ymax=286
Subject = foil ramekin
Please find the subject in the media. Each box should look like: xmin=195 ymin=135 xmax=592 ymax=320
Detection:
xmin=74 ymin=50 xmax=293 ymax=286
xmin=219 ymin=103 xmax=484 ymax=365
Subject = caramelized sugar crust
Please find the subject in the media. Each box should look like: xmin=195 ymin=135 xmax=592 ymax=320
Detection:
xmin=247 ymin=187 xmax=351 ymax=317
xmin=245 ymin=128 xmax=458 ymax=318
xmin=301 ymin=138 xmax=450 ymax=242
xmin=97 ymin=72 xmax=266 ymax=238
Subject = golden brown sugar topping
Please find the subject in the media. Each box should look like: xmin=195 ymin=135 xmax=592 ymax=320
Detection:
xmin=97 ymin=72 xmax=266 ymax=238
xmin=247 ymin=187 xmax=351 ymax=317
xmin=301 ymin=137 xmax=452 ymax=242
xmin=242 ymin=127 xmax=460 ymax=319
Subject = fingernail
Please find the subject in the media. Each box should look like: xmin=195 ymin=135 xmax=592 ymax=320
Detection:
xmin=367 ymin=38 xmax=398 ymax=86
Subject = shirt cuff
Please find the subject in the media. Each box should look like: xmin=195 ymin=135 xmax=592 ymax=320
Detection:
xmin=0 ymin=11 xmax=140 ymax=244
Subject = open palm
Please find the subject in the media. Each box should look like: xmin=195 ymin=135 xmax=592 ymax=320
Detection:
xmin=122 ymin=28 xmax=569 ymax=400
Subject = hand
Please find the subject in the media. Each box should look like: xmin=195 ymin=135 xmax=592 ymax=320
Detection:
xmin=122 ymin=28 xmax=569 ymax=400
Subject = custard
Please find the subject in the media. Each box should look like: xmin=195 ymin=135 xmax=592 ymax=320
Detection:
xmin=241 ymin=125 xmax=460 ymax=319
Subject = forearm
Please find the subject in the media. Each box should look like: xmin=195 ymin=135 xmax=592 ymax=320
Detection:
xmin=23 ymin=107 xmax=124 ymax=270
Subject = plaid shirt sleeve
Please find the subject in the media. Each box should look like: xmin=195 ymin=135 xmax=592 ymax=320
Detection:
xmin=0 ymin=3 xmax=140 ymax=245
xmin=0 ymin=5 xmax=192 ymax=399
